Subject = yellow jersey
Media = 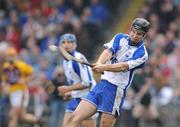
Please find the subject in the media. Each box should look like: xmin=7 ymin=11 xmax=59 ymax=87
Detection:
xmin=2 ymin=60 xmax=33 ymax=93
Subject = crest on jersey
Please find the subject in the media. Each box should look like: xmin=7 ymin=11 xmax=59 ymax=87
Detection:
xmin=125 ymin=52 xmax=132 ymax=58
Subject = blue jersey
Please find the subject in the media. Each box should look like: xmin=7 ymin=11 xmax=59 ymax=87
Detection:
xmin=101 ymin=33 xmax=148 ymax=89
xmin=63 ymin=50 xmax=96 ymax=98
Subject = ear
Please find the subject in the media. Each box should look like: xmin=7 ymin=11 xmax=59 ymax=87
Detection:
xmin=142 ymin=33 xmax=146 ymax=39
xmin=129 ymin=27 xmax=133 ymax=33
xmin=74 ymin=43 xmax=77 ymax=49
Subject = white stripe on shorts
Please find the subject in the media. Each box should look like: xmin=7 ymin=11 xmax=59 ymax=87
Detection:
xmin=112 ymin=87 xmax=123 ymax=115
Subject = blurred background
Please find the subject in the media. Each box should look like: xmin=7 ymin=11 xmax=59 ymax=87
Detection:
xmin=0 ymin=0 xmax=179 ymax=127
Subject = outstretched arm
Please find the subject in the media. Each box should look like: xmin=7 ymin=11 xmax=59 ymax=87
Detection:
xmin=58 ymin=83 xmax=89 ymax=96
xmin=93 ymin=62 xmax=129 ymax=73
xmin=104 ymin=62 xmax=129 ymax=72
xmin=93 ymin=48 xmax=129 ymax=73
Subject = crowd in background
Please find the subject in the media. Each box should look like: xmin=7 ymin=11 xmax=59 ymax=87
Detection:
xmin=137 ymin=0 xmax=180 ymax=107
xmin=0 ymin=0 xmax=180 ymax=127
xmin=0 ymin=0 xmax=121 ymax=61
xmin=120 ymin=0 xmax=180 ymax=127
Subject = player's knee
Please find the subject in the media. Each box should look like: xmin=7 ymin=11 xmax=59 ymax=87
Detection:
xmin=100 ymin=119 xmax=114 ymax=127
xmin=82 ymin=119 xmax=97 ymax=127
xmin=66 ymin=113 xmax=81 ymax=127
xmin=9 ymin=111 xmax=18 ymax=120
xmin=9 ymin=108 xmax=20 ymax=119
xmin=71 ymin=114 xmax=81 ymax=123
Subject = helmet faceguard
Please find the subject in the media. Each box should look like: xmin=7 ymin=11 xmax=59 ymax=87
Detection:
xmin=132 ymin=18 xmax=150 ymax=33
xmin=60 ymin=33 xmax=77 ymax=53
xmin=60 ymin=33 xmax=77 ymax=44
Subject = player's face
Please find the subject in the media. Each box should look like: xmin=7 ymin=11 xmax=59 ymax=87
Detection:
xmin=61 ymin=40 xmax=76 ymax=52
xmin=129 ymin=27 xmax=145 ymax=43
xmin=6 ymin=55 xmax=15 ymax=63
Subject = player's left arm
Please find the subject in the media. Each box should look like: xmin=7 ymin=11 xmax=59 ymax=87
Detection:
xmin=94 ymin=46 xmax=148 ymax=72
xmin=103 ymin=62 xmax=129 ymax=72
xmin=106 ymin=52 xmax=148 ymax=72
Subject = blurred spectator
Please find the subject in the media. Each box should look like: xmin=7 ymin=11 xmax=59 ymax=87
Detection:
xmin=0 ymin=10 xmax=8 ymax=29
xmin=22 ymin=15 xmax=45 ymax=46
xmin=71 ymin=0 xmax=84 ymax=16
xmin=19 ymin=36 xmax=41 ymax=66
xmin=39 ymin=23 xmax=60 ymax=53
xmin=164 ymin=31 xmax=176 ymax=54
xmin=131 ymin=69 xmax=162 ymax=127
xmin=159 ymin=0 xmax=177 ymax=32
xmin=9 ymin=9 xmax=20 ymax=26
xmin=34 ymin=56 xmax=55 ymax=81
xmin=55 ymin=0 xmax=68 ymax=14
xmin=40 ymin=1 xmax=52 ymax=17
xmin=30 ymin=0 xmax=42 ymax=10
xmin=6 ymin=24 xmax=20 ymax=52
xmin=47 ymin=7 xmax=64 ymax=24
xmin=49 ymin=66 xmax=67 ymax=127
xmin=88 ymin=0 xmax=109 ymax=25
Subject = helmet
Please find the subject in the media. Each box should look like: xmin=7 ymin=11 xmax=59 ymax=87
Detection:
xmin=60 ymin=33 xmax=77 ymax=43
xmin=132 ymin=18 xmax=150 ymax=33
xmin=6 ymin=47 xmax=17 ymax=56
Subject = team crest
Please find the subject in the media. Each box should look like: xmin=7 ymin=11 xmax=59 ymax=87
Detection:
xmin=125 ymin=52 xmax=132 ymax=58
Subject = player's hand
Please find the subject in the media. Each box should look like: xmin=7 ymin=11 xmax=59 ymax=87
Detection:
xmin=1 ymin=82 xmax=10 ymax=95
xmin=43 ymin=81 xmax=55 ymax=94
xmin=63 ymin=92 xmax=72 ymax=101
xmin=92 ymin=64 xmax=107 ymax=73
xmin=58 ymin=85 xmax=69 ymax=96
xmin=2 ymin=86 xmax=10 ymax=96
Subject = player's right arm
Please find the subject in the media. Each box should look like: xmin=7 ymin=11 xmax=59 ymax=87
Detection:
xmin=93 ymin=34 xmax=121 ymax=72
xmin=58 ymin=57 xmax=91 ymax=96
xmin=96 ymin=34 xmax=119 ymax=64
xmin=96 ymin=49 xmax=113 ymax=64
xmin=58 ymin=83 xmax=89 ymax=95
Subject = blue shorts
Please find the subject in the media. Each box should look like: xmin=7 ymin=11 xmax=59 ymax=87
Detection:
xmin=84 ymin=80 xmax=126 ymax=116
xmin=66 ymin=98 xmax=81 ymax=112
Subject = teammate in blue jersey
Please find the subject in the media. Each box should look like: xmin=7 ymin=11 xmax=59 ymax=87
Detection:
xmin=57 ymin=33 xmax=97 ymax=127
xmin=65 ymin=18 xmax=151 ymax=127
